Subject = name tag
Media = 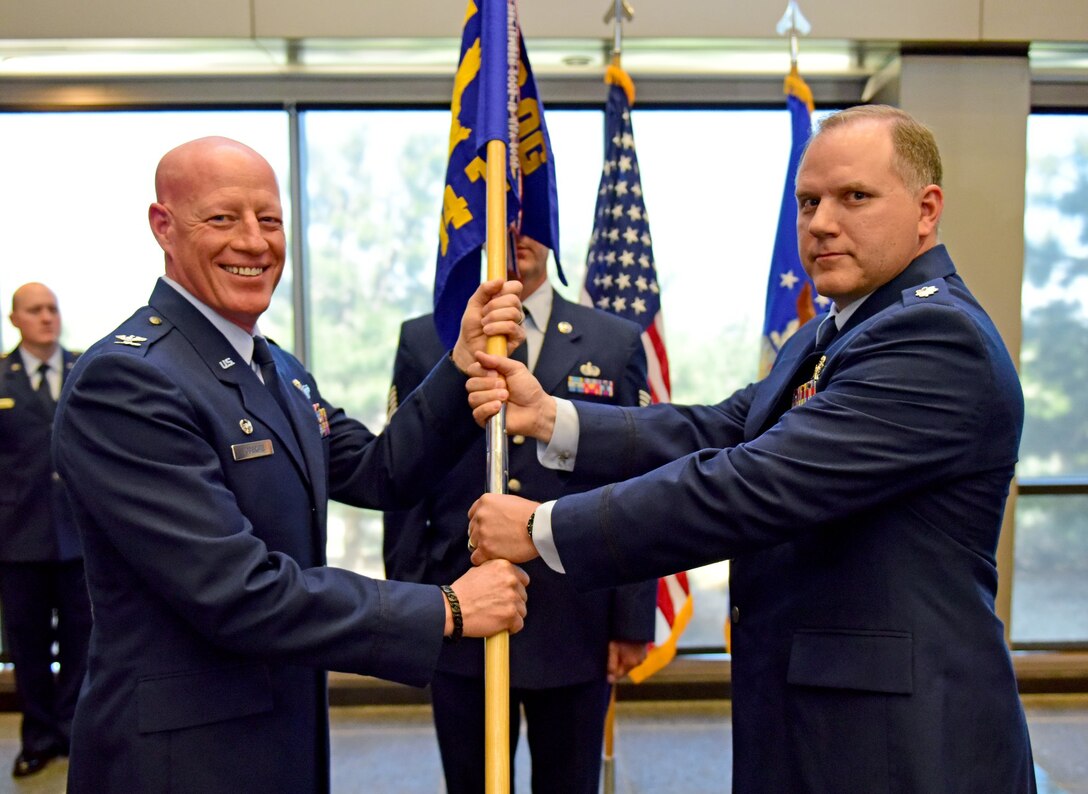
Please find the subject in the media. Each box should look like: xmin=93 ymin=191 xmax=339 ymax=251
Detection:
xmin=231 ymin=439 xmax=274 ymax=462
xmin=0 ymin=398 xmax=14 ymax=409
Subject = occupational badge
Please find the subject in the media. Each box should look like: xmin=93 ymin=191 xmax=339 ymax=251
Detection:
xmin=313 ymin=403 xmax=331 ymax=438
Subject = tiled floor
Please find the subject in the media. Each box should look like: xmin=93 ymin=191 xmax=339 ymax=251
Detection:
xmin=0 ymin=695 xmax=1084 ymax=792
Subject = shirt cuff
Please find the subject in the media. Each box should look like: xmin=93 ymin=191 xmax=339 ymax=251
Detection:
xmin=537 ymin=397 xmax=578 ymax=472
xmin=531 ymin=501 xmax=565 ymax=574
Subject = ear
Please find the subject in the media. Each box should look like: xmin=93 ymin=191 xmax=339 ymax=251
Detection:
xmin=917 ymin=184 xmax=943 ymax=238
xmin=148 ymin=202 xmax=172 ymax=249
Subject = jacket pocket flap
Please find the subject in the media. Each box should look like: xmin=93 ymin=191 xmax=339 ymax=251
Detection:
xmin=137 ymin=664 xmax=274 ymax=733
xmin=787 ymin=629 xmax=913 ymax=694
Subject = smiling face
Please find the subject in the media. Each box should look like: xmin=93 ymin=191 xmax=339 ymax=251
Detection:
xmin=149 ymin=137 xmax=285 ymax=332
xmin=795 ymin=117 xmax=943 ymax=308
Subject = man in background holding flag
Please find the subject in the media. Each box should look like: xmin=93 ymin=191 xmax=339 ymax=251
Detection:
xmin=383 ymin=2 xmax=655 ymax=791
xmin=384 ymin=232 xmax=654 ymax=793
xmin=582 ymin=62 xmax=692 ymax=683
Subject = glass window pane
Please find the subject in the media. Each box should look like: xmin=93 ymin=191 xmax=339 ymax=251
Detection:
xmin=303 ymin=109 xmax=449 ymax=578
xmin=1011 ymin=494 xmax=1088 ymax=643
xmin=1019 ymin=114 xmax=1088 ymax=481
xmin=0 ymin=111 xmax=293 ymax=353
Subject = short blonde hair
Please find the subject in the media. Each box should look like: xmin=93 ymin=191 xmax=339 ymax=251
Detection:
xmin=812 ymin=104 xmax=942 ymax=192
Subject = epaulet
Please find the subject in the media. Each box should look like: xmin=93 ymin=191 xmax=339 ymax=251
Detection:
xmin=107 ymin=309 xmax=172 ymax=353
xmin=902 ymin=277 xmax=953 ymax=307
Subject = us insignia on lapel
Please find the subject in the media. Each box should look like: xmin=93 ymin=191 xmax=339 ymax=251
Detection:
xmin=568 ymin=376 xmax=614 ymax=397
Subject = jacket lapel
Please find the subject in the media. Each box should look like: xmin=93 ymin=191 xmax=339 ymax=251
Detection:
xmin=745 ymin=320 xmax=820 ymax=439
xmin=532 ymin=295 xmax=584 ymax=396
xmin=271 ymin=353 xmax=328 ymax=511
xmin=147 ymin=282 xmax=310 ymax=484
xmin=3 ymin=348 xmax=51 ymax=422
xmin=744 ymin=245 xmax=959 ymax=439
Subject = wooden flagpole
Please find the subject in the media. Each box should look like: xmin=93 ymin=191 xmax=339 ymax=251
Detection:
xmin=484 ymin=136 xmax=511 ymax=793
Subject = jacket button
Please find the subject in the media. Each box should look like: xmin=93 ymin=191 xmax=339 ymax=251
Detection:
xmin=512 ymin=434 xmax=525 ymax=445
xmin=508 ymin=478 xmax=522 ymax=493
xmin=731 ymin=606 xmax=740 ymax=624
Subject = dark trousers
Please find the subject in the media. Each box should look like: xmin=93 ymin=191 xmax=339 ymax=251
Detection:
xmin=0 ymin=560 xmax=92 ymax=755
xmin=431 ymin=670 xmax=611 ymax=794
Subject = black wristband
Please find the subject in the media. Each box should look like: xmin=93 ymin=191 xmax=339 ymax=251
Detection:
xmin=440 ymin=585 xmax=463 ymax=644
xmin=527 ymin=511 xmax=535 ymax=538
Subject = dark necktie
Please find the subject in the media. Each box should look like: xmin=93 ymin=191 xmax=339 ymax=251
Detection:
xmin=814 ymin=314 xmax=839 ymax=352
xmin=36 ymin=362 xmax=56 ymax=414
xmin=511 ymin=334 xmax=529 ymax=367
xmin=251 ymin=336 xmax=293 ymax=419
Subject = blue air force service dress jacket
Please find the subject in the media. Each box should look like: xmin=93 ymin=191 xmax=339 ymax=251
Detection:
xmin=53 ymin=280 xmax=481 ymax=794
xmin=546 ymin=246 xmax=1036 ymax=793
xmin=0 ymin=348 xmax=81 ymax=562
xmin=384 ymin=294 xmax=656 ymax=688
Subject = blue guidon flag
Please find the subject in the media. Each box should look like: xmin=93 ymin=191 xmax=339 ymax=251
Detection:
xmin=759 ymin=66 xmax=829 ymax=378
xmin=433 ymin=0 xmax=563 ymax=349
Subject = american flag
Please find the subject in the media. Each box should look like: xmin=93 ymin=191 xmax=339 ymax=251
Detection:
xmin=582 ymin=64 xmax=692 ymax=683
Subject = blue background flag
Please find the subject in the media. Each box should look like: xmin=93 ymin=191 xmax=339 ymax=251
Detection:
xmin=759 ymin=68 xmax=826 ymax=378
xmin=433 ymin=0 xmax=562 ymax=349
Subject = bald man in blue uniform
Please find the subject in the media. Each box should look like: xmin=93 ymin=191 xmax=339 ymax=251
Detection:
xmin=0 ymin=283 xmax=91 ymax=778
xmin=53 ymin=136 xmax=529 ymax=794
